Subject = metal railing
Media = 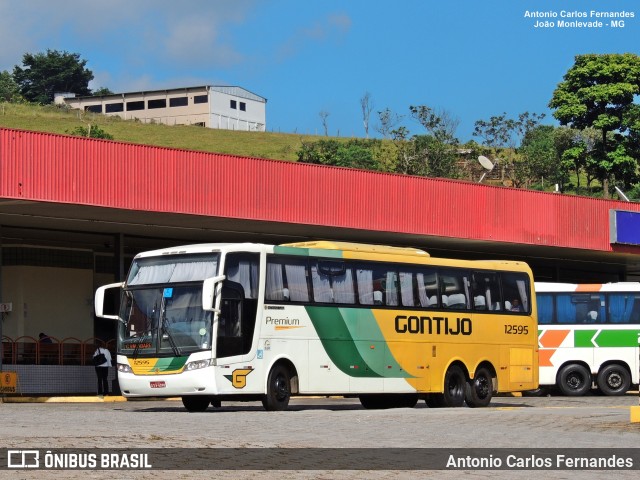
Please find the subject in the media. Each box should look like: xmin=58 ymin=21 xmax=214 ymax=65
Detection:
xmin=1 ymin=336 xmax=115 ymax=366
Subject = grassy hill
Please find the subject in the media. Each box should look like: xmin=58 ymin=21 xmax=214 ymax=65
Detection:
xmin=0 ymin=102 xmax=332 ymax=162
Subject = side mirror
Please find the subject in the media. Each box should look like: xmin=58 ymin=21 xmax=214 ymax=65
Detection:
xmin=202 ymin=275 xmax=226 ymax=311
xmin=95 ymin=282 xmax=124 ymax=320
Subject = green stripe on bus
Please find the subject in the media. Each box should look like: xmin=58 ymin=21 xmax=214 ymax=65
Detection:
xmin=306 ymin=306 xmax=382 ymax=377
xmin=339 ymin=308 xmax=410 ymax=377
xmin=574 ymin=329 xmax=640 ymax=348
xmin=155 ymin=356 xmax=188 ymax=371
xmin=593 ymin=329 xmax=640 ymax=347
xmin=273 ymin=246 xmax=343 ymax=258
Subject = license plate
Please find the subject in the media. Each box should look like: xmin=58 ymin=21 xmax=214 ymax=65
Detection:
xmin=150 ymin=381 xmax=166 ymax=388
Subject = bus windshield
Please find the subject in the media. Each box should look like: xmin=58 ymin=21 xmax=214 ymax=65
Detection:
xmin=119 ymin=253 xmax=219 ymax=356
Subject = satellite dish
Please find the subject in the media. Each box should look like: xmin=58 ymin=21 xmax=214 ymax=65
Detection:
xmin=477 ymin=156 xmax=495 ymax=183
xmin=478 ymin=155 xmax=494 ymax=171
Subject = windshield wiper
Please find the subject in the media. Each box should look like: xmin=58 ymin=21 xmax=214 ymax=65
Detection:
xmin=160 ymin=296 xmax=182 ymax=356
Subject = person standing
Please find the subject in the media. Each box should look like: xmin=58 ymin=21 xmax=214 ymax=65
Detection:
xmin=93 ymin=346 xmax=112 ymax=398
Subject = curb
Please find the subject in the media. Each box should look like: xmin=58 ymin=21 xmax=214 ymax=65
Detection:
xmin=0 ymin=396 xmax=180 ymax=403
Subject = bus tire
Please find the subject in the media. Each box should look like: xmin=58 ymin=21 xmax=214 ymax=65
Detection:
xmin=465 ymin=367 xmax=493 ymax=408
xmin=522 ymin=387 xmax=548 ymax=397
xmin=359 ymin=394 xmax=386 ymax=409
xmin=557 ymin=364 xmax=591 ymax=396
xmin=397 ymin=394 xmax=418 ymax=408
xmin=597 ymin=364 xmax=631 ymax=396
xmin=424 ymin=393 xmax=446 ymax=408
xmin=429 ymin=365 xmax=466 ymax=407
xmin=262 ymin=364 xmax=291 ymax=411
xmin=181 ymin=396 xmax=210 ymax=412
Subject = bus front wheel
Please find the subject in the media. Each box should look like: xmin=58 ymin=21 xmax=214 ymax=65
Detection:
xmin=557 ymin=364 xmax=591 ymax=396
xmin=262 ymin=364 xmax=291 ymax=411
xmin=182 ymin=396 xmax=211 ymax=412
xmin=597 ymin=364 xmax=631 ymax=396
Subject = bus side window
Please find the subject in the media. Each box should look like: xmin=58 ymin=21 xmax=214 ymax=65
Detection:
xmin=226 ymin=253 xmax=259 ymax=299
xmin=439 ymin=269 xmax=470 ymax=310
xmin=555 ymin=294 xmax=574 ymax=323
xmin=500 ymin=272 xmax=530 ymax=314
xmin=472 ymin=271 xmax=500 ymax=311
xmin=416 ymin=269 xmax=438 ymax=308
xmin=311 ymin=260 xmax=355 ymax=305
xmin=537 ymin=294 xmax=554 ymax=324
xmin=609 ymin=293 xmax=638 ymax=324
xmin=266 ymin=259 xmax=310 ymax=302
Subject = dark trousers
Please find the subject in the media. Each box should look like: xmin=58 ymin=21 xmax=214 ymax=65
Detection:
xmin=95 ymin=367 xmax=109 ymax=395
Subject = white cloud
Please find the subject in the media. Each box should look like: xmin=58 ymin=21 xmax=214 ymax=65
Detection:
xmin=276 ymin=12 xmax=352 ymax=62
xmin=0 ymin=0 xmax=256 ymax=85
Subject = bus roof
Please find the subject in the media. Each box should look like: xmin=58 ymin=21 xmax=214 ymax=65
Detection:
xmin=281 ymin=241 xmax=430 ymax=257
xmin=133 ymin=243 xmax=267 ymax=258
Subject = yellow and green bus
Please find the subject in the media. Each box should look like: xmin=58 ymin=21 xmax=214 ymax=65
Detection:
xmin=95 ymin=241 xmax=538 ymax=411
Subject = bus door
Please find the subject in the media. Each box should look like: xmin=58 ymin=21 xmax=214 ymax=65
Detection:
xmin=215 ymin=253 xmax=259 ymax=361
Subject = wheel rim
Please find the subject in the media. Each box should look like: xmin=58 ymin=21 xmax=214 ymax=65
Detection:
xmin=274 ymin=373 xmax=289 ymax=401
xmin=474 ymin=375 xmax=490 ymax=399
xmin=567 ymin=372 xmax=584 ymax=390
xmin=607 ymin=372 xmax=623 ymax=389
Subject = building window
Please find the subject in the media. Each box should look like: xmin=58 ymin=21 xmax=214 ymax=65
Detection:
xmin=194 ymin=95 xmax=208 ymax=104
xmin=105 ymin=103 xmax=124 ymax=113
xmin=230 ymin=100 xmax=237 ymax=109
xmin=85 ymin=105 xmax=102 ymax=113
xmin=126 ymin=101 xmax=145 ymax=111
xmin=169 ymin=97 xmax=188 ymax=107
xmin=147 ymin=99 xmax=166 ymax=109
xmin=239 ymin=102 xmax=246 ymax=112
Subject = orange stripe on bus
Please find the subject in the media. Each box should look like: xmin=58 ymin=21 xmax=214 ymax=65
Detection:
xmin=575 ymin=284 xmax=603 ymax=292
xmin=539 ymin=349 xmax=556 ymax=367
xmin=539 ymin=329 xmax=570 ymax=348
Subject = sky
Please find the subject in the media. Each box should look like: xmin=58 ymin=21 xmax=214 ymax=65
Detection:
xmin=0 ymin=0 xmax=638 ymax=142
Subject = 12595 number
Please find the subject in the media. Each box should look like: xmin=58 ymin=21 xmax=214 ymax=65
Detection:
xmin=505 ymin=324 xmax=529 ymax=335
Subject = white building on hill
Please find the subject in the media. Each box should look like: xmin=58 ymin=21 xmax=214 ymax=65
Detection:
xmin=58 ymin=85 xmax=267 ymax=132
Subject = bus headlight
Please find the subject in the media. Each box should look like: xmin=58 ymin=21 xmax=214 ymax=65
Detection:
xmin=185 ymin=359 xmax=215 ymax=371
xmin=117 ymin=363 xmax=132 ymax=373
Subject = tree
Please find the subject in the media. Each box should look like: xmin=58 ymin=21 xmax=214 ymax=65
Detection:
xmin=473 ymin=111 xmax=545 ymax=150
xmin=319 ymin=110 xmax=330 ymax=136
xmin=67 ymin=125 xmax=114 ymax=140
xmin=360 ymin=92 xmax=374 ymax=139
xmin=409 ymin=105 xmax=459 ymax=144
xmin=92 ymin=87 xmax=114 ymax=96
xmin=297 ymin=139 xmax=380 ymax=171
xmin=549 ymin=53 xmax=640 ymax=198
xmin=13 ymin=49 xmax=93 ymax=104
xmin=520 ymin=125 xmax=557 ymax=188
xmin=410 ymin=135 xmax=460 ymax=179
xmin=0 ymin=70 xmax=21 ymax=102
xmin=375 ymin=108 xmax=403 ymax=139
xmin=473 ymin=111 xmax=546 ymax=187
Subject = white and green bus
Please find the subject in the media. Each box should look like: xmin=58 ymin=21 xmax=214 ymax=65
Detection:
xmin=95 ymin=241 xmax=538 ymax=411
xmin=535 ymin=282 xmax=640 ymax=396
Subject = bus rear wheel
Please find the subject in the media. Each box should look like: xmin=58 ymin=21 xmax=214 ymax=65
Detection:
xmin=262 ymin=364 xmax=291 ymax=411
xmin=557 ymin=364 xmax=591 ymax=396
xmin=182 ymin=396 xmax=211 ymax=412
xmin=465 ymin=367 xmax=493 ymax=408
xmin=426 ymin=365 xmax=466 ymax=407
xmin=597 ymin=364 xmax=631 ymax=396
